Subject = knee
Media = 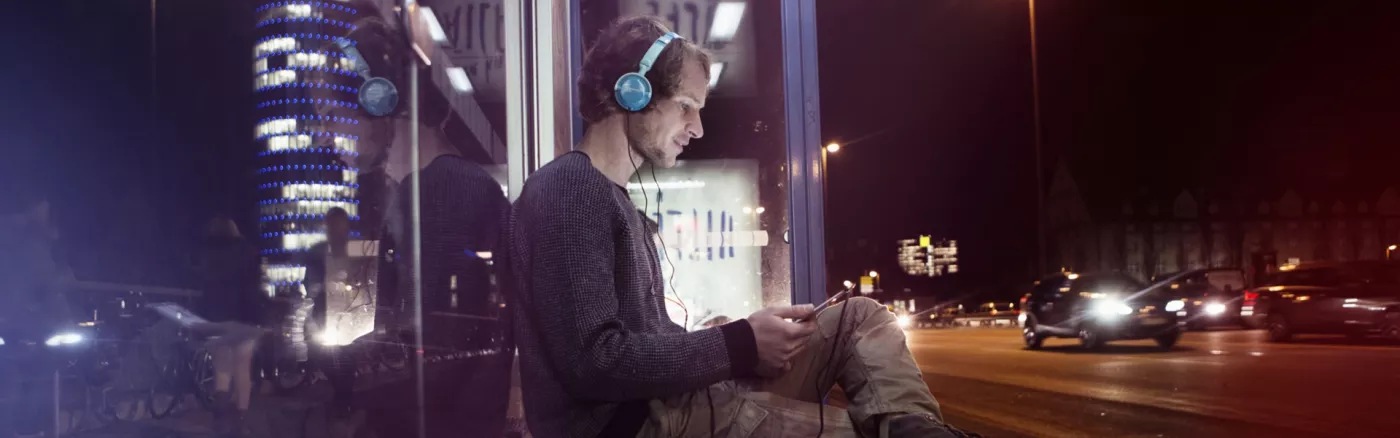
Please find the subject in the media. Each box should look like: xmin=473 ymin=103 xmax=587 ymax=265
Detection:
xmin=846 ymin=296 xmax=897 ymax=325
xmin=846 ymin=297 xmax=887 ymax=316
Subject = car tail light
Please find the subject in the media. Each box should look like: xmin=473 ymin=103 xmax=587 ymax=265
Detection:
xmin=1243 ymin=290 xmax=1258 ymax=305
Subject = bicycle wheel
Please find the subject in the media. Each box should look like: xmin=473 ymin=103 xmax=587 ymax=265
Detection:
xmin=89 ymin=385 xmax=144 ymax=426
xmin=190 ymin=349 xmax=218 ymax=410
xmin=147 ymin=354 xmax=185 ymax=419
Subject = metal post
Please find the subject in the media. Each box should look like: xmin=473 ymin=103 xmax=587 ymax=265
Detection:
xmin=402 ymin=2 xmax=426 ymax=437
xmin=1028 ymin=0 xmax=1046 ymax=277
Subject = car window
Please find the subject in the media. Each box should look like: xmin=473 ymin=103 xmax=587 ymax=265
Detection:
xmin=1032 ymin=277 xmax=1065 ymax=300
xmin=1072 ymin=274 xmax=1145 ymax=295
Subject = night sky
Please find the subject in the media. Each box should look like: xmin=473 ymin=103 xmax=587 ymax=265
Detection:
xmin=3 ymin=1 xmax=1399 ymax=302
xmin=819 ymin=0 xmax=1400 ymax=301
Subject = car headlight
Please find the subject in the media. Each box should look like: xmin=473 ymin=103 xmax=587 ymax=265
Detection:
xmin=1093 ymin=299 xmax=1134 ymax=317
xmin=1204 ymin=302 xmax=1227 ymax=315
xmin=45 ymin=332 xmax=85 ymax=347
xmin=896 ymin=315 xmax=912 ymax=329
xmin=1165 ymin=299 xmax=1186 ymax=312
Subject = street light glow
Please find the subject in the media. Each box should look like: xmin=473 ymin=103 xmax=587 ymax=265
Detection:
xmin=1389 ymin=245 xmax=1397 ymax=251
xmin=869 ymin=271 xmax=879 ymax=278
xmin=843 ymin=280 xmax=855 ymax=289
xmin=826 ymin=142 xmax=841 ymax=154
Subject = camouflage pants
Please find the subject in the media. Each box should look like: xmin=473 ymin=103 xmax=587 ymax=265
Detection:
xmin=636 ymin=297 xmax=942 ymax=438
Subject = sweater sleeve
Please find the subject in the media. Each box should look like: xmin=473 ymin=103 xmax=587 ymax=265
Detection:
xmin=520 ymin=183 xmax=758 ymax=401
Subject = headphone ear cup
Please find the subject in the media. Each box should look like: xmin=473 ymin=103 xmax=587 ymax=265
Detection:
xmin=614 ymin=72 xmax=653 ymax=112
xmin=360 ymin=77 xmax=400 ymax=117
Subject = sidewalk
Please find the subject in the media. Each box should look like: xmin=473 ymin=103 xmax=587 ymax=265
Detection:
xmin=70 ymin=353 xmax=529 ymax=438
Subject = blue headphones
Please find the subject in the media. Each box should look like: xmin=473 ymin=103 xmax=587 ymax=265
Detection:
xmin=614 ymin=32 xmax=682 ymax=112
xmin=336 ymin=38 xmax=400 ymax=117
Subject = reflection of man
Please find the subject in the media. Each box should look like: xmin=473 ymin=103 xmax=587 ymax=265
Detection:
xmin=311 ymin=2 xmax=512 ymax=435
xmin=506 ymin=17 xmax=964 ymax=438
xmin=303 ymin=207 xmax=357 ymax=419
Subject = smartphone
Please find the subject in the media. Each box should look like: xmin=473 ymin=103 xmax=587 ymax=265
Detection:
xmin=800 ymin=289 xmax=852 ymax=322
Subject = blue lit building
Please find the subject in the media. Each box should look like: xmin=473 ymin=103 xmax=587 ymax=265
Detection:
xmin=253 ymin=1 xmax=367 ymax=297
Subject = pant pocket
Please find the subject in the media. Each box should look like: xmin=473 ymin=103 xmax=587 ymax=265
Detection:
xmin=723 ymin=398 xmax=770 ymax=438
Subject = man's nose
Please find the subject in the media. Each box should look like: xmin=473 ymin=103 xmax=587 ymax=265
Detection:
xmin=687 ymin=115 xmax=704 ymax=139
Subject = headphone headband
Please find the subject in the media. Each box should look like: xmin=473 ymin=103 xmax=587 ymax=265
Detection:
xmin=335 ymin=38 xmax=399 ymax=117
xmin=614 ymin=32 xmax=683 ymax=112
xmin=637 ymin=32 xmax=679 ymax=77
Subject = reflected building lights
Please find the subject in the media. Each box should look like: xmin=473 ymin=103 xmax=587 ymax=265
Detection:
xmin=254 ymin=1 xmax=365 ymax=297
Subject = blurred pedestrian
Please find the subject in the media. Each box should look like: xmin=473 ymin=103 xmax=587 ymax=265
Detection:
xmin=194 ymin=216 xmax=263 ymax=436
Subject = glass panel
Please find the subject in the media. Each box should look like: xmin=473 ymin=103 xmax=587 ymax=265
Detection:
xmin=3 ymin=0 xmax=515 ymax=436
xmin=581 ymin=0 xmax=792 ymax=330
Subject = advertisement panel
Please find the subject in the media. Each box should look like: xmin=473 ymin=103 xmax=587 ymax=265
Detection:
xmin=630 ymin=159 xmax=764 ymax=329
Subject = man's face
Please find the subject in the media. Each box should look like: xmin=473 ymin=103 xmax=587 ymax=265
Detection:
xmin=326 ymin=216 xmax=351 ymax=244
xmin=627 ymin=59 xmax=708 ymax=168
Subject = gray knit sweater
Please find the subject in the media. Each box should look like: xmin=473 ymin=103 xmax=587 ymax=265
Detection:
xmin=504 ymin=151 xmax=758 ymax=438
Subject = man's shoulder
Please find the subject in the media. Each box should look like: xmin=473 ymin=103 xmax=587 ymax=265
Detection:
xmin=521 ymin=153 xmax=614 ymax=203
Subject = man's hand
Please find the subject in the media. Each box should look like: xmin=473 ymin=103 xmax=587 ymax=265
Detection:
xmin=747 ymin=304 xmax=818 ymax=377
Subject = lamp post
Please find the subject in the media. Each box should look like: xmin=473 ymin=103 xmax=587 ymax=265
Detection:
xmin=821 ymin=142 xmax=839 ymax=293
xmin=869 ymin=270 xmax=880 ymax=292
xmin=1028 ymin=0 xmax=1047 ymax=277
xmin=1388 ymin=245 xmax=1397 ymax=260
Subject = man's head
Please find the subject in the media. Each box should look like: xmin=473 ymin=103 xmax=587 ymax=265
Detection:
xmin=579 ymin=17 xmax=711 ymax=168
xmin=314 ymin=2 xmax=454 ymax=174
xmin=325 ymin=207 xmax=351 ymax=248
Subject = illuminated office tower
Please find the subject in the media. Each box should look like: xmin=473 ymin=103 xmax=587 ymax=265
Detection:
xmin=253 ymin=1 xmax=365 ymax=297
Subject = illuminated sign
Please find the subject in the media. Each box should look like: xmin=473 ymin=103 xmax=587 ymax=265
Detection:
xmin=630 ymin=158 xmax=763 ymax=329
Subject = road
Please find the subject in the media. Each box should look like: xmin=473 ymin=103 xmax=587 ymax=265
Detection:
xmin=914 ymin=327 xmax=1400 ymax=437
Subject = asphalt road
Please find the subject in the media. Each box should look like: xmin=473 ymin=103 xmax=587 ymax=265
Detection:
xmin=914 ymin=327 xmax=1400 ymax=437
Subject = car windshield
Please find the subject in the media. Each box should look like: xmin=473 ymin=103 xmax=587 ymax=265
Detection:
xmin=1073 ymin=274 xmax=1146 ymax=296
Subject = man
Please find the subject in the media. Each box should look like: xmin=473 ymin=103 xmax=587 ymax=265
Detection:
xmin=303 ymin=207 xmax=359 ymax=421
xmin=311 ymin=4 xmax=513 ymax=435
xmin=506 ymin=16 xmax=969 ymax=438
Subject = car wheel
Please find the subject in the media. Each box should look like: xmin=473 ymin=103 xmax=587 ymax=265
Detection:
xmin=1266 ymin=314 xmax=1292 ymax=342
xmin=1383 ymin=323 xmax=1400 ymax=342
xmin=1023 ymin=316 xmax=1044 ymax=350
xmin=1155 ymin=328 xmax=1181 ymax=350
xmin=1078 ymin=327 xmax=1104 ymax=349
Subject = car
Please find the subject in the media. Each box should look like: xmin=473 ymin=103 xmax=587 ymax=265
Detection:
xmin=1246 ymin=261 xmax=1400 ymax=342
xmin=1021 ymin=272 xmax=1181 ymax=350
xmin=1146 ymin=268 xmax=1248 ymax=330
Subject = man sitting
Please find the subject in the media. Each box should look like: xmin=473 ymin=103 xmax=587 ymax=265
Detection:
xmin=504 ymin=16 xmax=972 ymax=438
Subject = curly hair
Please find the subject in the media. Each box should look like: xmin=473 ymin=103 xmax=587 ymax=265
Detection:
xmin=578 ymin=16 xmax=712 ymax=123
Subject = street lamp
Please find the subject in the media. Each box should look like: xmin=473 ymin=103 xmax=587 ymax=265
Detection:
xmin=843 ymin=280 xmax=854 ymax=289
xmin=1388 ymin=245 xmax=1397 ymax=260
xmin=825 ymin=142 xmax=841 ymax=154
xmin=869 ymin=270 xmax=880 ymax=292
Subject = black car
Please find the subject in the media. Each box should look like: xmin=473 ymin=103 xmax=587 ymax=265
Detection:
xmin=1021 ymin=272 xmax=1181 ymax=350
xmin=1248 ymin=261 xmax=1400 ymax=342
xmin=1147 ymin=268 xmax=1248 ymax=330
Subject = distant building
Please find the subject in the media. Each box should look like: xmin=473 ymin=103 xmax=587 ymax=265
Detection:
xmin=253 ymin=2 xmax=368 ymax=297
xmin=898 ymin=236 xmax=958 ymax=277
xmin=1046 ymin=161 xmax=1399 ymax=284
